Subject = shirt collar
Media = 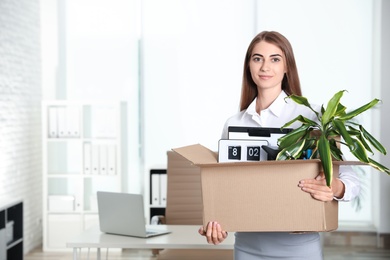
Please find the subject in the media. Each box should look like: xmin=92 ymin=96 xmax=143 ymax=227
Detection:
xmin=246 ymin=91 xmax=288 ymax=117
xmin=268 ymin=91 xmax=288 ymax=117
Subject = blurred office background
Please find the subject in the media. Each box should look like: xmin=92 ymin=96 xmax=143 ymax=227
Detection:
xmin=0 ymin=0 xmax=389 ymax=256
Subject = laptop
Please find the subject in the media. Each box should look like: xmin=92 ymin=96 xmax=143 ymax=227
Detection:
xmin=97 ymin=191 xmax=171 ymax=238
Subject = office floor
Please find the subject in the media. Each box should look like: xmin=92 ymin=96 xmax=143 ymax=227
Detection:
xmin=25 ymin=246 xmax=390 ymax=260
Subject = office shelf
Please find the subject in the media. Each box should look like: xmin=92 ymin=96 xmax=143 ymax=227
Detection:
xmin=42 ymin=100 xmax=127 ymax=251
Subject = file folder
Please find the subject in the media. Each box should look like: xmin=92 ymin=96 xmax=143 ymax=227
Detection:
xmin=151 ymin=174 xmax=160 ymax=206
xmin=66 ymin=106 xmax=80 ymax=137
xmin=83 ymin=143 xmax=92 ymax=175
xmin=91 ymin=144 xmax=100 ymax=175
xmin=99 ymin=145 xmax=108 ymax=175
xmin=48 ymin=107 xmax=58 ymax=138
xmin=107 ymin=145 xmax=116 ymax=175
xmin=57 ymin=107 xmax=67 ymax=138
xmin=160 ymin=174 xmax=167 ymax=206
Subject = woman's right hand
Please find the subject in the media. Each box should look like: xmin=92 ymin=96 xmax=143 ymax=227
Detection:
xmin=198 ymin=221 xmax=228 ymax=245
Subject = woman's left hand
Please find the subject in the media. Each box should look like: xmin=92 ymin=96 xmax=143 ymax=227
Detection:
xmin=298 ymin=172 xmax=336 ymax=202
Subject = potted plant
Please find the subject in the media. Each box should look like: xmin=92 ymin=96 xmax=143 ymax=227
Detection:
xmin=276 ymin=90 xmax=390 ymax=187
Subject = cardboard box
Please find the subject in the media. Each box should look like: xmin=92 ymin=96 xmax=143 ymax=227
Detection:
xmin=172 ymin=144 xmax=362 ymax=233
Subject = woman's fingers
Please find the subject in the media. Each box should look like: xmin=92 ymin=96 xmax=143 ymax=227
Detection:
xmin=298 ymin=178 xmax=334 ymax=201
xmin=200 ymin=221 xmax=227 ymax=245
xmin=198 ymin=226 xmax=206 ymax=236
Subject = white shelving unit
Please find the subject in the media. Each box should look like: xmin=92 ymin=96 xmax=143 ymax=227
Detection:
xmin=42 ymin=100 xmax=127 ymax=251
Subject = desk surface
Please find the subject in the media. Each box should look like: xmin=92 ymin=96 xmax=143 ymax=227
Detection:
xmin=66 ymin=225 xmax=234 ymax=250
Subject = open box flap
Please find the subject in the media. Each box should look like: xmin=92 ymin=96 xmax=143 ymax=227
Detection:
xmin=172 ymin=144 xmax=218 ymax=165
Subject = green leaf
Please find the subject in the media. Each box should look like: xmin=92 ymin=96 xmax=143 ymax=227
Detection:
xmin=349 ymin=138 xmax=370 ymax=163
xmin=332 ymin=119 xmax=354 ymax=150
xmin=286 ymin=95 xmax=319 ymax=117
xmin=335 ymin=103 xmax=347 ymax=117
xmin=346 ymin=125 xmax=374 ymax=154
xmin=280 ymin=115 xmax=318 ymax=129
xmin=318 ymin=135 xmax=333 ymax=187
xmin=278 ymin=124 xmax=311 ymax=149
xmin=276 ymin=148 xmax=291 ymax=160
xmin=346 ymin=125 xmax=361 ymax=136
xmin=356 ymin=133 xmax=374 ymax=154
xmin=359 ymin=125 xmax=387 ymax=155
xmin=338 ymin=99 xmax=380 ymax=121
xmin=327 ymin=129 xmax=340 ymax=137
xmin=302 ymin=138 xmax=317 ymax=151
xmin=329 ymin=138 xmax=343 ymax=161
xmin=368 ymin=158 xmax=390 ymax=174
xmin=276 ymin=139 xmax=306 ymax=160
xmin=322 ymin=90 xmax=346 ymax=126
xmin=321 ymin=105 xmax=325 ymax=115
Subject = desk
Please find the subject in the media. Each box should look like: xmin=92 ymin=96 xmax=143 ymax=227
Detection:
xmin=67 ymin=225 xmax=235 ymax=260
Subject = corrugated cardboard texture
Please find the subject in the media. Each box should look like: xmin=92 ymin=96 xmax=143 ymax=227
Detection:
xmin=200 ymin=161 xmax=338 ymax=232
xmin=165 ymin=151 xmax=203 ymax=225
xmin=173 ymin=144 xmax=342 ymax=232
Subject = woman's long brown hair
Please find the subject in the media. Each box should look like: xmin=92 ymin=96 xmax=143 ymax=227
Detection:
xmin=239 ymin=31 xmax=302 ymax=111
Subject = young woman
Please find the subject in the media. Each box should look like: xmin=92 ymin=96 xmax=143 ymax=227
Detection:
xmin=198 ymin=31 xmax=360 ymax=260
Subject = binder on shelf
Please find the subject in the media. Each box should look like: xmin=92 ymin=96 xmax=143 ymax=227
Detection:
xmin=83 ymin=143 xmax=92 ymax=175
xmin=151 ymin=174 xmax=160 ymax=206
xmin=99 ymin=145 xmax=108 ymax=175
xmin=91 ymin=144 xmax=100 ymax=175
xmin=160 ymin=174 xmax=167 ymax=206
xmin=107 ymin=145 xmax=116 ymax=175
xmin=48 ymin=107 xmax=58 ymax=138
xmin=57 ymin=107 xmax=67 ymax=138
xmin=150 ymin=170 xmax=167 ymax=207
xmin=66 ymin=106 xmax=80 ymax=137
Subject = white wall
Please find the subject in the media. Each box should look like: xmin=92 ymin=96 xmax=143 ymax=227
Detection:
xmin=0 ymin=0 xmax=42 ymax=253
xmin=141 ymin=0 xmax=255 ymax=165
